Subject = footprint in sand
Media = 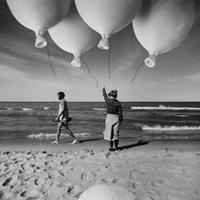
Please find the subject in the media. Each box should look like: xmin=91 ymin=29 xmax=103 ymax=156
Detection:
xmin=111 ymin=178 xmax=118 ymax=184
xmin=80 ymin=155 xmax=86 ymax=160
xmin=0 ymin=190 xmax=4 ymax=198
xmin=2 ymin=177 xmax=12 ymax=186
xmin=3 ymin=151 xmax=11 ymax=155
xmin=81 ymin=172 xmax=86 ymax=181
xmin=105 ymin=152 xmax=111 ymax=159
xmin=60 ymin=159 xmax=71 ymax=165
xmin=26 ymin=189 xmax=41 ymax=200
xmin=128 ymin=181 xmax=136 ymax=190
xmin=89 ymin=150 xmax=95 ymax=156
xmin=67 ymin=185 xmax=74 ymax=194
xmin=34 ymin=179 xmax=39 ymax=186
xmin=20 ymin=191 xmax=27 ymax=197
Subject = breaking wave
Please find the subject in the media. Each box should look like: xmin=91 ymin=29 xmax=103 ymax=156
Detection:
xmin=131 ymin=105 xmax=200 ymax=111
xmin=93 ymin=108 xmax=106 ymax=111
xmin=142 ymin=125 xmax=200 ymax=131
xmin=22 ymin=108 xmax=33 ymax=111
xmin=27 ymin=132 xmax=93 ymax=140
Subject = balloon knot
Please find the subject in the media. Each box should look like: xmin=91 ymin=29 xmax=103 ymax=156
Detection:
xmin=144 ymin=55 xmax=156 ymax=68
xmin=71 ymin=55 xmax=81 ymax=67
xmin=98 ymin=36 xmax=109 ymax=50
xmin=35 ymin=34 xmax=47 ymax=48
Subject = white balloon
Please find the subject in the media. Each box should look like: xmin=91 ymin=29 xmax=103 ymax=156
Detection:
xmin=6 ymin=0 xmax=72 ymax=48
xmin=132 ymin=0 xmax=195 ymax=68
xmin=79 ymin=184 xmax=136 ymax=200
xmin=75 ymin=0 xmax=142 ymax=50
xmin=49 ymin=7 xmax=100 ymax=67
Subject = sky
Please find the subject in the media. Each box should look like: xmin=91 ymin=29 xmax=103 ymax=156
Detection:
xmin=0 ymin=0 xmax=200 ymax=101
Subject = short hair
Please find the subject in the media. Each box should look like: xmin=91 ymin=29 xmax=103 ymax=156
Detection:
xmin=108 ymin=90 xmax=118 ymax=98
xmin=57 ymin=91 xmax=65 ymax=98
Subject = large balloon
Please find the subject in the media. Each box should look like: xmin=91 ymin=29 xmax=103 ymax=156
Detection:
xmin=75 ymin=0 xmax=142 ymax=50
xmin=79 ymin=184 xmax=136 ymax=200
xmin=6 ymin=0 xmax=72 ymax=48
xmin=48 ymin=7 xmax=100 ymax=67
xmin=132 ymin=0 xmax=195 ymax=68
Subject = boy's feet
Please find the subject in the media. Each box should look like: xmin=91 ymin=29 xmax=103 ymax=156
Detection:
xmin=71 ymin=139 xmax=79 ymax=145
xmin=109 ymin=148 xmax=114 ymax=151
xmin=51 ymin=140 xmax=58 ymax=144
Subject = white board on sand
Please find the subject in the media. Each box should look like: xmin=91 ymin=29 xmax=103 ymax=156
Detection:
xmin=79 ymin=184 xmax=136 ymax=200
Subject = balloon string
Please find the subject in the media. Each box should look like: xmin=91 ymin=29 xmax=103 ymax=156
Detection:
xmin=46 ymin=43 xmax=57 ymax=77
xmin=107 ymin=47 xmax=111 ymax=80
xmin=81 ymin=58 xmax=99 ymax=88
xmin=130 ymin=62 xmax=144 ymax=83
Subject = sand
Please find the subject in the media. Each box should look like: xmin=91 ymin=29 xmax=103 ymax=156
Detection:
xmin=0 ymin=138 xmax=199 ymax=200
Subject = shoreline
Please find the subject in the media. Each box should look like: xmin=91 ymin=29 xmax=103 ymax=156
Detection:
xmin=0 ymin=136 xmax=200 ymax=152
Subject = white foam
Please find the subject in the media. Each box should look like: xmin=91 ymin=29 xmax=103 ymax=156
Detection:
xmin=22 ymin=108 xmax=33 ymax=111
xmin=93 ymin=108 xmax=106 ymax=111
xmin=175 ymin=114 xmax=189 ymax=118
xmin=142 ymin=125 xmax=200 ymax=131
xmin=131 ymin=105 xmax=200 ymax=111
xmin=27 ymin=132 xmax=92 ymax=140
xmin=6 ymin=108 xmax=13 ymax=110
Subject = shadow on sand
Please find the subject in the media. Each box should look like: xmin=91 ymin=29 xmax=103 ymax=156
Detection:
xmin=79 ymin=137 xmax=102 ymax=143
xmin=78 ymin=138 xmax=149 ymax=151
xmin=118 ymin=140 xmax=149 ymax=150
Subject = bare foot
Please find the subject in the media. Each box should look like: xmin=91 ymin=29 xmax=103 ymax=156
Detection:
xmin=51 ymin=140 xmax=58 ymax=144
xmin=71 ymin=139 xmax=79 ymax=145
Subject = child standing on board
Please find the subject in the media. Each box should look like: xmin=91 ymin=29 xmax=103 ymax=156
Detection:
xmin=52 ymin=91 xmax=79 ymax=144
xmin=102 ymin=87 xmax=123 ymax=151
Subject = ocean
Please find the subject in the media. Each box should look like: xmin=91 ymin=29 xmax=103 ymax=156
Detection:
xmin=0 ymin=101 xmax=200 ymax=141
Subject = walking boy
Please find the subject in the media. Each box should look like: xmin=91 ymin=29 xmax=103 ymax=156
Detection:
xmin=51 ymin=91 xmax=79 ymax=144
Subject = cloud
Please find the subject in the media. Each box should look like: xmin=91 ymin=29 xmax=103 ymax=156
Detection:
xmin=1 ymin=0 xmax=200 ymax=101
xmin=0 ymin=64 xmax=72 ymax=101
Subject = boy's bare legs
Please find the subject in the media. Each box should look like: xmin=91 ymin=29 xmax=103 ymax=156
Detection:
xmin=52 ymin=123 xmax=79 ymax=144
xmin=65 ymin=125 xmax=79 ymax=144
xmin=51 ymin=122 xmax=62 ymax=144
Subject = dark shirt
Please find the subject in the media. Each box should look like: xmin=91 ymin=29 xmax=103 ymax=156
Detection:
xmin=102 ymin=88 xmax=123 ymax=122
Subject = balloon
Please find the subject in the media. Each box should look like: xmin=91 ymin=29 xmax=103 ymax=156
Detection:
xmin=75 ymin=0 xmax=142 ymax=50
xmin=132 ymin=0 xmax=195 ymax=68
xmin=6 ymin=0 xmax=72 ymax=48
xmin=48 ymin=7 xmax=100 ymax=67
xmin=79 ymin=184 xmax=136 ymax=200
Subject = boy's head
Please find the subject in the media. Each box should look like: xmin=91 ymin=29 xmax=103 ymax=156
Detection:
xmin=57 ymin=91 xmax=65 ymax=100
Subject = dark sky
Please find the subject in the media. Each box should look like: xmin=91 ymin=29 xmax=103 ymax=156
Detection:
xmin=1 ymin=0 xmax=200 ymax=101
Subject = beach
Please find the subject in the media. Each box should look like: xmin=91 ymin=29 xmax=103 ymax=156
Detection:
xmin=0 ymin=102 xmax=200 ymax=199
xmin=0 ymin=138 xmax=199 ymax=200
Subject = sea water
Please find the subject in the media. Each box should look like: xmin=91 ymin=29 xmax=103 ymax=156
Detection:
xmin=0 ymin=101 xmax=200 ymax=141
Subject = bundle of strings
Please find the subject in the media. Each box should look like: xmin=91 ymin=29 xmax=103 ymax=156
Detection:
xmin=107 ymin=47 xmax=111 ymax=80
xmin=46 ymin=43 xmax=57 ymax=77
xmin=81 ymin=58 xmax=99 ymax=88
xmin=130 ymin=61 xmax=144 ymax=83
